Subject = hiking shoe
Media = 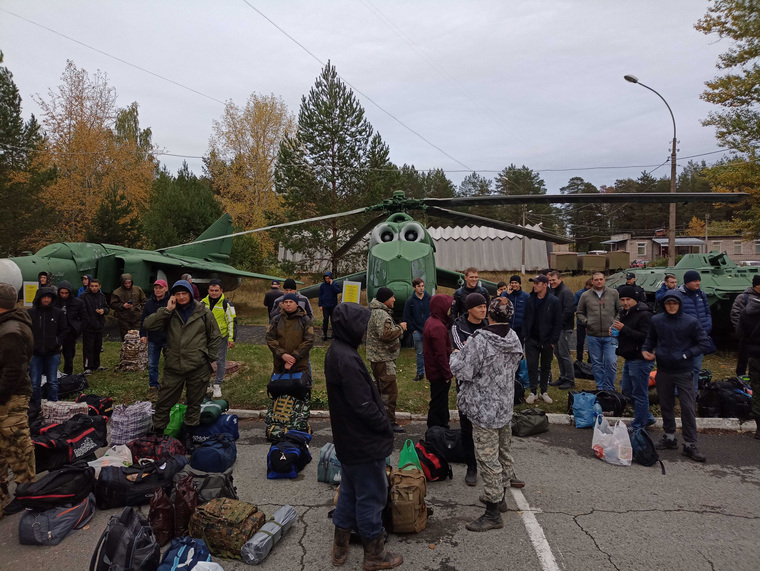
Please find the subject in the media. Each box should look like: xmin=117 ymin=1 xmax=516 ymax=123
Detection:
xmin=655 ymin=435 xmax=678 ymax=450
xmin=541 ymin=393 xmax=553 ymax=404
xmin=509 ymin=478 xmax=525 ymax=489
xmin=526 ymin=393 xmax=537 ymax=404
xmin=84 ymin=369 xmax=92 ymax=375
xmin=391 ymin=423 xmax=405 ymax=433
xmin=557 ymin=381 xmax=575 ymax=390
xmin=465 ymin=466 xmax=477 ymax=487
xmin=213 ymin=385 xmax=222 ymax=399
xmin=682 ymin=444 xmax=706 ymax=463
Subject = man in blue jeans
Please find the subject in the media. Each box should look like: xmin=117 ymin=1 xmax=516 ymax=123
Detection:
xmin=576 ymin=272 xmax=621 ymax=391
xmin=140 ymin=279 xmax=169 ymax=391
xmin=403 ymin=278 xmax=431 ymax=381
xmin=612 ymin=286 xmax=655 ymax=429
xmin=28 ymin=287 xmax=67 ymax=402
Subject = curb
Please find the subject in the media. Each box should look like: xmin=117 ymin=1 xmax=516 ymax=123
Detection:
xmin=229 ymin=408 xmax=754 ymax=433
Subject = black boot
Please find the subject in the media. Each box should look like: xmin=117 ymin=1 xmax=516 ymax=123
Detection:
xmin=361 ymin=534 xmax=402 ymax=570
xmin=466 ymin=502 xmax=504 ymax=532
xmin=465 ymin=466 xmax=477 ymax=487
xmin=332 ymin=526 xmax=352 ymax=566
xmin=479 ymin=490 xmax=508 ymax=513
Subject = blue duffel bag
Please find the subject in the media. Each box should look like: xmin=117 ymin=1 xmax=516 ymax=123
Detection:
xmin=190 ymin=414 xmax=239 ymax=447
xmin=190 ymin=433 xmax=237 ymax=473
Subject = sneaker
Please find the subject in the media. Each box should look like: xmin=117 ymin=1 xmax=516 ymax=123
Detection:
xmin=526 ymin=393 xmax=537 ymax=404
xmin=465 ymin=466 xmax=477 ymax=487
xmin=682 ymin=444 xmax=706 ymax=462
xmin=541 ymin=393 xmax=553 ymax=404
xmin=655 ymin=435 xmax=678 ymax=450
xmin=206 ymin=382 xmax=213 ymax=395
xmin=83 ymin=369 xmax=92 ymax=375
xmin=557 ymin=381 xmax=576 ymax=390
xmin=391 ymin=423 xmax=406 ymax=433
xmin=213 ymin=385 xmax=222 ymax=399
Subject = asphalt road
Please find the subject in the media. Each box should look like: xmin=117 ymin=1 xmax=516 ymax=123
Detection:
xmin=1 ymin=418 xmax=758 ymax=570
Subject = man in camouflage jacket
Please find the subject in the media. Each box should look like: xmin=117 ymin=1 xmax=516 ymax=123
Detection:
xmin=366 ymin=287 xmax=407 ymax=433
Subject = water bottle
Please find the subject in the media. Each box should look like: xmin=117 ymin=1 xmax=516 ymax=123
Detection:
xmin=593 ymin=402 xmax=603 ymax=422
xmin=610 ymin=326 xmax=619 ymax=348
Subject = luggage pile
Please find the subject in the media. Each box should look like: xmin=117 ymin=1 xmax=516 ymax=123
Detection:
xmin=116 ymin=329 xmax=148 ymax=371
xmin=697 ymin=375 xmax=753 ymax=419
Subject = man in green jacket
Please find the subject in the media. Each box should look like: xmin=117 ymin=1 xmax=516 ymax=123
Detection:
xmin=202 ymin=279 xmax=235 ymax=399
xmin=110 ymin=273 xmax=146 ymax=340
xmin=144 ymin=280 xmax=221 ymax=438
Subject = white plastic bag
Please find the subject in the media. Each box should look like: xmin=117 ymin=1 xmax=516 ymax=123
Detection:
xmin=591 ymin=416 xmax=632 ymax=466
xmin=88 ymin=445 xmax=133 ymax=477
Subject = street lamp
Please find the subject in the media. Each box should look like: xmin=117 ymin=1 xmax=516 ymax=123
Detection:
xmin=624 ymin=74 xmax=678 ymax=266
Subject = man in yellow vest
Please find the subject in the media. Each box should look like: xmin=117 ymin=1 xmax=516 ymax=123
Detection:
xmin=202 ymin=279 xmax=235 ymax=398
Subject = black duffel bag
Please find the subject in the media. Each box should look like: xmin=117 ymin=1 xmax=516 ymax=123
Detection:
xmin=595 ymin=390 xmax=629 ymax=417
xmin=697 ymin=385 xmax=722 ymax=418
xmin=15 ymin=461 xmax=96 ymax=511
xmin=574 ymin=360 xmax=595 ymax=380
xmin=512 ymin=409 xmax=550 ymax=437
xmin=34 ymin=414 xmax=108 ymax=473
xmin=267 ymin=370 xmax=311 ymax=400
xmin=424 ymin=426 xmax=467 ymax=464
xmin=95 ymin=454 xmax=187 ymax=510
xmin=43 ymin=373 xmax=89 ymax=399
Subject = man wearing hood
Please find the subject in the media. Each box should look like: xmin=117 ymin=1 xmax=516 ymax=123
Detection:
xmin=144 ymin=280 xmax=222 ymax=438
xmin=0 ymin=283 xmax=35 ymax=520
xmin=730 ymin=274 xmax=760 ymax=377
xmin=110 ymin=273 xmax=146 ymax=340
xmin=450 ymin=297 xmax=524 ymax=532
xmin=28 ymin=287 xmax=67 ymax=402
xmin=140 ymin=279 xmax=170 ymax=390
xmin=54 ymin=281 xmax=84 ymax=376
xmin=366 ymin=287 xmax=407 ymax=433
xmin=266 ymin=293 xmax=314 ymax=377
xmin=37 ymin=271 xmax=56 ymax=294
xmin=642 ymin=291 xmax=711 ymax=462
xmin=77 ymin=274 xmax=92 ymax=297
xmin=677 ymin=270 xmax=713 ymax=390
xmin=404 ymin=278 xmax=431 ymax=381
xmin=318 ymin=271 xmax=342 ymax=341
xmin=270 ymin=278 xmax=314 ymax=320
xmin=80 ymin=278 xmax=110 ymax=374
xmin=737 ymin=296 xmax=760 ymax=439
xmin=325 ymin=303 xmax=401 ymax=570
xmin=423 ymin=294 xmax=454 ymax=429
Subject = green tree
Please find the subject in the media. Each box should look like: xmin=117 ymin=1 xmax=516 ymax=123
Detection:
xmin=85 ymin=183 xmax=141 ymax=245
xmin=493 ymin=164 xmax=563 ymax=234
xmin=458 ymin=172 xmax=493 ymax=197
xmin=559 ymin=177 xmax=607 ymax=251
xmin=273 ymin=61 xmax=391 ymax=273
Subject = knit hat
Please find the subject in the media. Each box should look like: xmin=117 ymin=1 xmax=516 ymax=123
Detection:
xmin=509 ymin=275 xmax=521 ymax=284
xmin=617 ymin=286 xmax=638 ymax=300
xmin=271 ymin=280 xmax=280 ymax=287
xmin=170 ymin=280 xmax=193 ymax=295
xmin=754 ymin=275 xmax=760 ymax=287
xmin=153 ymin=279 xmax=168 ymax=288
xmin=376 ymin=287 xmax=394 ymax=303
xmin=283 ymin=278 xmax=297 ymax=290
xmin=282 ymin=293 xmax=299 ymax=303
xmin=488 ymin=297 xmax=514 ymax=323
xmin=683 ymin=270 xmax=701 ymax=284
xmin=465 ymin=292 xmax=487 ymax=310
xmin=0 ymin=283 xmax=17 ymax=309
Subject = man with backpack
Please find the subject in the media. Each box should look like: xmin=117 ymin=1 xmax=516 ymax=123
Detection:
xmin=202 ymin=279 xmax=236 ymax=399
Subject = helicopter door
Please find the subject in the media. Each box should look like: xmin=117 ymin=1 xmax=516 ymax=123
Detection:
xmin=95 ymin=254 xmax=119 ymax=293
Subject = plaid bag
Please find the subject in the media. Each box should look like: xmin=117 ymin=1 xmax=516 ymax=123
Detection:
xmin=111 ymin=401 xmax=154 ymax=446
xmin=42 ymin=400 xmax=89 ymax=425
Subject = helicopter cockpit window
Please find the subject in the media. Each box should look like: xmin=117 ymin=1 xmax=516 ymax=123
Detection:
xmin=370 ymin=223 xmax=398 ymax=246
xmin=399 ymin=222 xmax=425 ymax=242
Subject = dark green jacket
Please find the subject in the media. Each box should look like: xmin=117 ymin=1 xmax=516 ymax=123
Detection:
xmin=0 ymin=308 xmax=34 ymax=405
xmin=266 ymin=306 xmax=314 ymax=374
xmin=143 ymin=301 xmax=222 ymax=375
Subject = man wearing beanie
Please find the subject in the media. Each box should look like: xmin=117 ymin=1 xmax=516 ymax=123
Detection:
xmin=366 ymin=287 xmax=407 ymax=433
xmin=450 ymin=267 xmax=490 ymax=320
xmin=677 ymin=271 xmax=713 ymax=389
xmin=144 ymin=280 xmax=221 ymax=442
xmin=266 ymin=292 xmax=314 ymax=381
xmin=730 ymin=274 xmax=760 ymax=377
xmin=270 ymin=278 xmax=314 ymax=320
xmin=318 ymin=271 xmax=342 ymax=341
xmin=503 ymin=275 xmax=529 ymax=345
xmin=0 ymin=282 xmax=35 ymax=519
xmin=522 ymin=275 xmax=561 ymax=404
xmin=613 ymin=285 xmax=655 ymax=430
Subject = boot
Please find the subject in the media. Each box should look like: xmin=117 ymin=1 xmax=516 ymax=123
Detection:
xmin=361 ymin=534 xmax=402 ymax=571
xmin=465 ymin=502 xmax=504 ymax=532
xmin=332 ymin=526 xmax=352 ymax=566
xmin=479 ymin=492 xmax=508 ymax=513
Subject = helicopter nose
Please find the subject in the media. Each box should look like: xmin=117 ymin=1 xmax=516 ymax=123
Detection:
xmin=0 ymin=259 xmax=23 ymax=292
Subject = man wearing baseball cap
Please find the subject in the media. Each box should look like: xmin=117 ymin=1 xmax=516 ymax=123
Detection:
xmin=618 ymin=272 xmax=647 ymax=305
xmin=140 ymin=279 xmax=170 ymax=391
xmin=522 ymin=275 xmax=562 ymax=404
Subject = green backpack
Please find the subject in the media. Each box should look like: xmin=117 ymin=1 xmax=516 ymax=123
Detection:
xmin=187 ymin=498 xmax=265 ymax=560
xmin=265 ymin=395 xmax=311 ymax=441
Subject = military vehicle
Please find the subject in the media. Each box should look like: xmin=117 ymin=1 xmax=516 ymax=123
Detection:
xmin=0 ymin=214 xmax=285 ymax=300
xmin=606 ymin=251 xmax=760 ymax=334
xmin=166 ymin=190 xmax=743 ymax=317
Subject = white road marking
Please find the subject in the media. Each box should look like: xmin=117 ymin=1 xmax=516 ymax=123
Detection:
xmin=510 ymin=488 xmax=561 ymax=571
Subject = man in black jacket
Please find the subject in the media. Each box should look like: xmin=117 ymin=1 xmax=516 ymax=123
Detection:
xmin=326 ymin=303 xmax=401 ymax=570
xmin=450 ymin=267 xmax=490 ymax=320
xmin=548 ymin=270 xmax=575 ymax=389
xmin=53 ymin=280 xmax=84 ymax=375
xmin=28 ymin=287 xmax=67 ymax=402
xmin=613 ymin=286 xmax=655 ymax=430
xmin=140 ymin=279 xmax=169 ymax=390
xmin=618 ymin=272 xmax=648 ymax=305
xmin=79 ymin=278 xmax=110 ymax=374
xmin=522 ymin=275 xmax=562 ymax=404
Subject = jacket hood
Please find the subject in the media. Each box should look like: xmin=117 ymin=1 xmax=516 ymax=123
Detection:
xmin=660 ymin=290 xmax=683 ymax=316
xmin=332 ymin=303 xmax=370 ymax=348
xmin=323 ymin=271 xmax=333 ymax=279
xmin=33 ymin=286 xmax=57 ymax=307
xmin=430 ymin=294 xmax=454 ymax=322
xmin=0 ymin=306 xmax=32 ymax=329
xmin=171 ymin=279 xmax=193 ymax=295
xmin=369 ymin=298 xmax=392 ymax=314
xmin=120 ymin=273 xmax=133 ymax=285
xmin=745 ymin=296 xmax=760 ymax=316
xmin=474 ymin=326 xmax=522 ymax=352
xmin=57 ymin=280 xmax=74 ymax=294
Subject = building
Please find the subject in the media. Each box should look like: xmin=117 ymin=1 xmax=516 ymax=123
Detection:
xmin=602 ymin=232 xmax=760 ymax=263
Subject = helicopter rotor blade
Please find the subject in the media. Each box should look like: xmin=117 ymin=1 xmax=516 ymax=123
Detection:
xmin=333 ymin=214 xmax=387 ymax=259
xmin=420 ymin=192 xmax=746 ymax=208
xmin=423 ymin=206 xmax=572 ymax=244
xmin=158 ymin=206 xmax=371 ymax=251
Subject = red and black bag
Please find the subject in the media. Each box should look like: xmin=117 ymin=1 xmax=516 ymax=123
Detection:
xmin=76 ymin=393 xmax=114 ymax=417
xmin=414 ymin=441 xmax=452 ymax=482
xmin=127 ymin=433 xmax=186 ymax=463
xmin=34 ymin=414 xmax=108 ymax=473
xmin=15 ymin=461 xmax=96 ymax=511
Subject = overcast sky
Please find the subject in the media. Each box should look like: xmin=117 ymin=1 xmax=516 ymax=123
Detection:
xmin=1 ymin=0 xmax=731 ymax=203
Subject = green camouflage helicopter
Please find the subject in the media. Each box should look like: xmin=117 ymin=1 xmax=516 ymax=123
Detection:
xmin=0 ymin=214 xmax=285 ymax=300
xmin=164 ymin=190 xmax=744 ymax=317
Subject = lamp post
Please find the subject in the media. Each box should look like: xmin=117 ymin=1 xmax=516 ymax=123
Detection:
xmin=624 ymin=74 xmax=677 ymax=266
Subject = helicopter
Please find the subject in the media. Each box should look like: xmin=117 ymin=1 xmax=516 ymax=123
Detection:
xmin=162 ymin=190 xmax=745 ymax=317
xmin=0 ymin=214 xmax=286 ymax=301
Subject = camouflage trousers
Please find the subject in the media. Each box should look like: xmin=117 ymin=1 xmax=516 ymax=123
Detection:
xmin=371 ymin=360 xmax=398 ymax=423
xmin=472 ymin=423 xmax=516 ymax=504
xmin=0 ymin=394 xmax=36 ymax=514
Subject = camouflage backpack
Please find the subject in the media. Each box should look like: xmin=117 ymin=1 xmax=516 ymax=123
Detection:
xmin=265 ymin=395 xmax=311 ymax=441
xmin=117 ymin=330 xmax=148 ymax=371
xmin=187 ymin=498 xmax=266 ymax=560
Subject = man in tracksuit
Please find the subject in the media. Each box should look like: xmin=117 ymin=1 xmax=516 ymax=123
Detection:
xmin=642 ymin=291 xmax=711 ymax=462
xmin=548 ymin=270 xmax=575 ymax=389
xmin=577 ymin=272 xmax=621 ymax=391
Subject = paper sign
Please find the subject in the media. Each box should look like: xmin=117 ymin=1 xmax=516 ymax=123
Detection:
xmin=342 ymin=281 xmax=361 ymax=304
xmin=23 ymin=282 xmax=38 ymax=307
